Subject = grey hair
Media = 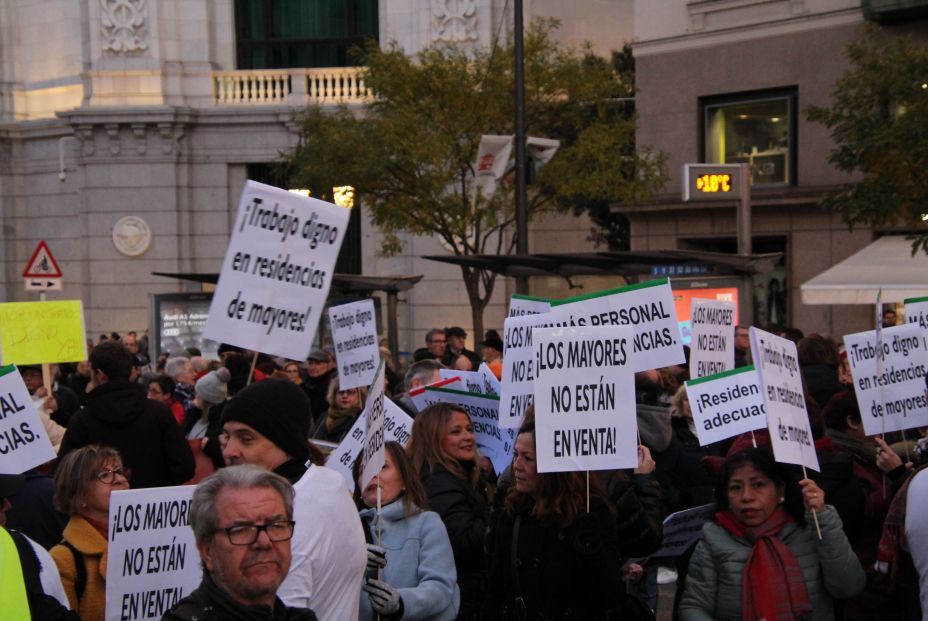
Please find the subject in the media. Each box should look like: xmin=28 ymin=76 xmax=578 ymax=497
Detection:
xmin=404 ymin=359 xmax=444 ymax=390
xmin=189 ymin=465 xmax=295 ymax=544
xmin=165 ymin=356 xmax=190 ymax=379
xmin=425 ymin=328 xmax=444 ymax=345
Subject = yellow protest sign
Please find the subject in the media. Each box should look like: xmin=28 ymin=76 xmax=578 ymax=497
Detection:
xmin=0 ymin=300 xmax=87 ymax=365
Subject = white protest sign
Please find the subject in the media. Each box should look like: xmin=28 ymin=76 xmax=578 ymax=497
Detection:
xmin=499 ymin=312 xmax=560 ymax=429
xmin=508 ymin=294 xmax=551 ymax=317
xmin=843 ymin=323 xmax=928 ymax=435
xmin=203 ymin=181 xmax=349 ymax=360
xmin=411 ymin=387 xmax=516 ymax=475
xmin=650 ymin=504 xmax=716 ymax=559
xmin=360 ymin=361 xmax=386 ymax=492
xmin=549 ymin=279 xmax=685 ymax=372
xmin=750 ymin=327 xmax=819 ymax=471
xmin=439 ymin=369 xmax=487 ymax=394
xmin=408 ymin=376 xmax=465 ymax=402
xmin=684 ymin=366 xmax=766 ymax=446
xmin=326 ymin=397 xmax=413 ymax=493
xmin=905 ymin=296 xmax=928 ymax=349
xmin=478 ymin=362 xmax=501 ymax=396
xmin=533 ymin=326 xmax=637 ymax=473
xmin=106 ymin=485 xmax=199 ymax=621
xmin=0 ymin=364 xmax=56 ymax=473
xmin=689 ymin=298 xmax=736 ymax=378
xmin=329 ymin=299 xmax=379 ymax=390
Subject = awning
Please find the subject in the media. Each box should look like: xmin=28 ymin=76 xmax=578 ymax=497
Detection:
xmin=800 ymin=236 xmax=928 ymax=305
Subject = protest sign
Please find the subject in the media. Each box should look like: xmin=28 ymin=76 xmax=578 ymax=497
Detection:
xmin=478 ymin=362 xmax=501 ymax=396
xmin=106 ymin=485 xmax=200 ymax=621
xmin=411 ymin=386 xmax=515 ymax=475
xmin=508 ymin=294 xmax=551 ymax=317
xmin=905 ymin=296 xmax=928 ymax=349
xmin=549 ymin=279 xmax=685 ymax=372
xmin=650 ymin=504 xmax=716 ymax=559
xmin=360 ymin=361 xmax=386 ymax=493
xmin=843 ymin=323 xmax=928 ymax=435
xmin=439 ymin=369 xmax=486 ymax=394
xmin=750 ymin=327 xmax=819 ymax=471
xmin=0 ymin=365 xmax=56 ymax=473
xmin=688 ymin=298 xmax=736 ymax=378
xmin=329 ymin=299 xmax=379 ymax=390
xmin=203 ymin=181 xmax=349 ymax=360
xmin=408 ymin=375 xmax=465 ymax=400
xmin=499 ymin=312 xmax=561 ymax=429
xmin=326 ymin=397 xmax=413 ymax=493
xmin=0 ymin=300 xmax=86 ymax=365
xmin=533 ymin=326 xmax=637 ymax=473
xmin=684 ymin=366 xmax=766 ymax=446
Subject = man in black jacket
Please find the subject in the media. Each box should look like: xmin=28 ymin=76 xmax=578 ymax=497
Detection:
xmin=58 ymin=341 xmax=194 ymax=488
xmin=162 ymin=466 xmax=316 ymax=621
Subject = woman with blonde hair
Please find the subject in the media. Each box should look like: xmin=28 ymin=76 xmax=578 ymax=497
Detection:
xmin=407 ymin=403 xmax=489 ymax=620
xmin=50 ymin=445 xmax=130 ymax=621
xmin=311 ymin=376 xmax=368 ymax=443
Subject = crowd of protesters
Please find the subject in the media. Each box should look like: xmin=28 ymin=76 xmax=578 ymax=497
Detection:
xmin=2 ymin=317 xmax=928 ymax=621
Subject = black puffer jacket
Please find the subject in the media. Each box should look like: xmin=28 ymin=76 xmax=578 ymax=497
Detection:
xmin=421 ymin=462 xmax=489 ymax=620
xmin=59 ymin=380 xmax=194 ymax=488
xmin=163 ymin=576 xmax=317 ymax=621
xmin=598 ymin=470 xmax=664 ymax=558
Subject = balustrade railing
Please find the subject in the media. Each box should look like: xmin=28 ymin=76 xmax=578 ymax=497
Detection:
xmin=213 ymin=68 xmax=371 ymax=105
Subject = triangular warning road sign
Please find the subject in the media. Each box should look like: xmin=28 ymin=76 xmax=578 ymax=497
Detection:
xmin=23 ymin=241 xmax=63 ymax=278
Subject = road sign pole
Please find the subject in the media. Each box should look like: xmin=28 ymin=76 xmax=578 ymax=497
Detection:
xmin=737 ymin=163 xmax=753 ymax=327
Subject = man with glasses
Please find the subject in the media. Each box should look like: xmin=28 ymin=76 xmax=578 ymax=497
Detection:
xmin=219 ymin=378 xmax=366 ymax=620
xmin=162 ymin=465 xmax=317 ymax=620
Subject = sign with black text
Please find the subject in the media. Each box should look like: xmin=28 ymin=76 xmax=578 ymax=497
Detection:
xmin=688 ymin=298 xmax=736 ymax=378
xmin=843 ymin=323 xmax=928 ymax=435
xmin=105 ymin=486 xmax=200 ymax=621
xmin=326 ymin=397 xmax=413 ymax=493
xmin=329 ymin=299 xmax=379 ymax=390
xmin=751 ymin=327 xmax=819 ymax=471
xmin=360 ymin=361 xmax=386 ymax=492
xmin=905 ymin=296 xmax=928 ymax=349
xmin=0 ymin=365 xmax=56 ymax=473
xmin=533 ymin=326 xmax=637 ymax=473
xmin=549 ymin=279 xmax=685 ymax=372
xmin=203 ymin=181 xmax=349 ymax=359
xmin=499 ymin=313 xmax=558 ymax=429
xmin=685 ymin=366 xmax=766 ymax=446
xmin=508 ymin=294 xmax=551 ymax=317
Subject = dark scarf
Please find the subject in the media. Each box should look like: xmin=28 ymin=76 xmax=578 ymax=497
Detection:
xmin=273 ymin=459 xmax=309 ymax=485
xmin=825 ymin=428 xmax=877 ymax=465
xmin=716 ymin=508 xmax=812 ymax=621
xmin=876 ymin=464 xmax=927 ymax=583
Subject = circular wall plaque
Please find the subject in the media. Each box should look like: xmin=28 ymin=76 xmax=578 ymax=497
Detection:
xmin=112 ymin=216 xmax=152 ymax=257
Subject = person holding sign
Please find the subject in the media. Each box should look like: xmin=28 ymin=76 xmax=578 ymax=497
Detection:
xmin=49 ymin=445 xmax=130 ymax=621
xmin=482 ymin=419 xmax=627 ymax=621
xmin=354 ymin=442 xmax=460 ymax=621
xmin=162 ymin=465 xmax=317 ymax=621
xmin=680 ymin=449 xmax=864 ymax=621
xmin=407 ymin=403 xmax=491 ymax=621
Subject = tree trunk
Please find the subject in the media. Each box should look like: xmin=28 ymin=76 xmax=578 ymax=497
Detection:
xmin=460 ymin=265 xmax=491 ymax=351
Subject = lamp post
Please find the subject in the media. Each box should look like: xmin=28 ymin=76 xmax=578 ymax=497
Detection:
xmin=513 ymin=0 xmax=528 ymax=295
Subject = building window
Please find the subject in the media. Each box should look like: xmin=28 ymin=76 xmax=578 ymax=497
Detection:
xmin=235 ymin=0 xmax=378 ymax=69
xmin=701 ymin=90 xmax=796 ymax=186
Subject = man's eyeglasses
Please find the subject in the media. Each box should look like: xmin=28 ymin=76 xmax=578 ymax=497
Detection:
xmin=95 ymin=467 xmax=130 ymax=484
xmin=214 ymin=520 xmax=296 ymax=545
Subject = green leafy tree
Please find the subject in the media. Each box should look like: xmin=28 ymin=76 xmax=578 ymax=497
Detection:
xmin=282 ymin=21 xmax=667 ymax=337
xmin=806 ymin=25 xmax=928 ymax=253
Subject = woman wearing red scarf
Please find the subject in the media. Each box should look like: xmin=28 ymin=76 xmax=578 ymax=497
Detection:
xmin=679 ymin=449 xmax=865 ymax=621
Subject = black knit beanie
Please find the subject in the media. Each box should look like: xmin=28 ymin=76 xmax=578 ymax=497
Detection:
xmin=221 ymin=378 xmax=313 ymax=462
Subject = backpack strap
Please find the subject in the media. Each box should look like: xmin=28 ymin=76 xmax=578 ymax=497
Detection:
xmin=59 ymin=540 xmax=86 ymax=601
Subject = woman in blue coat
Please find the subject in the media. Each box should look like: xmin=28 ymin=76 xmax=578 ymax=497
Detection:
xmin=357 ymin=441 xmax=460 ymax=621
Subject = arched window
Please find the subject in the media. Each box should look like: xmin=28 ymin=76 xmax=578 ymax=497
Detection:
xmin=235 ymin=0 xmax=378 ymax=69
